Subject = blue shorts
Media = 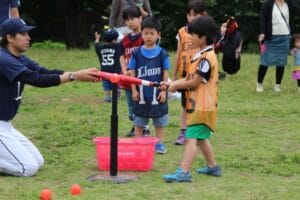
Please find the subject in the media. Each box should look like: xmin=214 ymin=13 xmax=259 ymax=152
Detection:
xmin=102 ymin=80 xmax=113 ymax=91
xmin=134 ymin=114 xmax=168 ymax=128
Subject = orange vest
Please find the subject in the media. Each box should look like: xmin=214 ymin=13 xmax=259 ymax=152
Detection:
xmin=185 ymin=48 xmax=219 ymax=132
xmin=177 ymin=26 xmax=200 ymax=78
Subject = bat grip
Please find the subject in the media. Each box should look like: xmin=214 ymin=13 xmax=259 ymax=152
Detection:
xmin=152 ymin=82 xmax=161 ymax=87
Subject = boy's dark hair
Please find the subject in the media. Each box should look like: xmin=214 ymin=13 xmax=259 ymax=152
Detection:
xmin=294 ymin=34 xmax=300 ymax=41
xmin=0 ymin=36 xmax=10 ymax=48
xmin=141 ymin=17 xmax=161 ymax=32
xmin=122 ymin=6 xmax=142 ymax=20
xmin=187 ymin=16 xmax=217 ymax=45
xmin=187 ymin=0 xmax=207 ymax=15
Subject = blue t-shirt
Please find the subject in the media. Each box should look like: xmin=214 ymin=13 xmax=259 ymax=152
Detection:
xmin=128 ymin=45 xmax=171 ymax=118
xmin=0 ymin=0 xmax=19 ymax=25
xmin=0 ymin=48 xmax=61 ymax=121
xmin=128 ymin=45 xmax=171 ymax=72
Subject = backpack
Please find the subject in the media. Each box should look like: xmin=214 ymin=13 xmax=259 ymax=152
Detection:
xmin=215 ymin=16 xmax=242 ymax=74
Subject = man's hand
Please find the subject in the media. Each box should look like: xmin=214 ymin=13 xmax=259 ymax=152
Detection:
xmin=75 ymin=68 xmax=100 ymax=82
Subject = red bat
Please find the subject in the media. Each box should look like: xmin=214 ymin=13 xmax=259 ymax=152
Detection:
xmin=97 ymin=71 xmax=160 ymax=87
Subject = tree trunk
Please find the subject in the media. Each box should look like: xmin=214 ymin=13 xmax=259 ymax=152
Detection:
xmin=64 ymin=0 xmax=89 ymax=49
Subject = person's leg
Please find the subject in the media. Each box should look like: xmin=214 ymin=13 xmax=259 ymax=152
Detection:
xmin=257 ymin=65 xmax=268 ymax=92
xmin=134 ymin=116 xmax=147 ymax=137
xmin=104 ymin=90 xmax=111 ymax=102
xmin=103 ymin=81 xmax=111 ymax=102
xmin=257 ymin=64 xmax=268 ymax=84
xmin=174 ymin=92 xmax=187 ymax=145
xmin=153 ymin=115 xmax=168 ymax=154
xmin=162 ymin=139 xmax=194 ymax=182
xmin=197 ymin=139 xmax=216 ymax=167
xmin=0 ymin=121 xmax=42 ymax=176
xmin=275 ymin=66 xmax=285 ymax=85
xmin=125 ymin=89 xmax=135 ymax=137
xmin=196 ymin=139 xmax=222 ymax=176
xmin=274 ymin=66 xmax=285 ymax=92
xmin=155 ymin=126 xmax=163 ymax=141
xmin=180 ymin=139 xmax=198 ymax=172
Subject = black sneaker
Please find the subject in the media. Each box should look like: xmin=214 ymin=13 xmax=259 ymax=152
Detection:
xmin=142 ymin=128 xmax=151 ymax=137
xmin=126 ymin=126 xmax=135 ymax=137
xmin=219 ymin=72 xmax=226 ymax=80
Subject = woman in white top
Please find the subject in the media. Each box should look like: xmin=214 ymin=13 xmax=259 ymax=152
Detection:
xmin=256 ymin=0 xmax=300 ymax=92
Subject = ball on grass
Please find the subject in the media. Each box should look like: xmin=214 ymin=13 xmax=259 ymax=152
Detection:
xmin=40 ymin=189 xmax=52 ymax=200
xmin=70 ymin=184 xmax=81 ymax=196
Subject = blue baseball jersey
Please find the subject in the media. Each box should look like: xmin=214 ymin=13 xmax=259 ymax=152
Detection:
xmin=0 ymin=48 xmax=61 ymax=121
xmin=128 ymin=45 xmax=171 ymax=118
xmin=0 ymin=0 xmax=19 ymax=25
xmin=95 ymin=43 xmax=121 ymax=73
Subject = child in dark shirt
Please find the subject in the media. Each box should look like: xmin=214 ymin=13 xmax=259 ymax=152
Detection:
xmin=95 ymin=28 xmax=121 ymax=102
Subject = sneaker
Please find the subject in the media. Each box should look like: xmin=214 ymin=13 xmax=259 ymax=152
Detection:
xmin=256 ymin=83 xmax=263 ymax=92
xmin=155 ymin=142 xmax=167 ymax=154
xmin=142 ymin=128 xmax=151 ymax=137
xmin=274 ymin=84 xmax=281 ymax=92
xmin=163 ymin=168 xmax=192 ymax=183
xmin=174 ymin=130 xmax=186 ymax=145
xmin=219 ymin=72 xmax=227 ymax=80
xmin=126 ymin=126 xmax=135 ymax=137
xmin=104 ymin=96 xmax=112 ymax=102
xmin=196 ymin=165 xmax=222 ymax=177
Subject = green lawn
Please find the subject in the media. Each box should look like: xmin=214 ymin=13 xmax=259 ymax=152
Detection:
xmin=0 ymin=48 xmax=299 ymax=200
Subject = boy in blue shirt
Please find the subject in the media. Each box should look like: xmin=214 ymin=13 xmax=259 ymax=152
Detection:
xmin=128 ymin=17 xmax=170 ymax=154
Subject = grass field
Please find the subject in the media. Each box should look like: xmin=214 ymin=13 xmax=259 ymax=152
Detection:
xmin=0 ymin=47 xmax=299 ymax=200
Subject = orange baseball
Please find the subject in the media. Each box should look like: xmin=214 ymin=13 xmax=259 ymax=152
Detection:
xmin=40 ymin=189 xmax=52 ymax=200
xmin=70 ymin=184 xmax=81 ymax=196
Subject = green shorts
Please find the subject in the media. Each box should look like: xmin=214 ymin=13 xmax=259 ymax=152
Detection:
xmin=186 ymin=124 xmax=212 ymax=140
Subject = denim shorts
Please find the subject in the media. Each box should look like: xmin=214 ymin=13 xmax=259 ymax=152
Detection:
xmin=134 ymin=114 xmax=168 ymax=128
xmin=102 ymin=80 xmax=113 ymax=91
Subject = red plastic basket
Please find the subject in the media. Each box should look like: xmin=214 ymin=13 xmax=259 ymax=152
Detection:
xmin=93 ymin=137 xmax=158 ymax=171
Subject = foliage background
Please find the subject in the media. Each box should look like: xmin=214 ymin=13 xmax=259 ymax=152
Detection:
xmin=20 ymin=0 xmax=300 ymax=49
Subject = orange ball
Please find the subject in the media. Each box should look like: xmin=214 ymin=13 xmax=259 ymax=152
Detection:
xmin=40 ymin=189 xmax=52 ymax=200
xmin=70 ymin=184 xmax=81 ymax=196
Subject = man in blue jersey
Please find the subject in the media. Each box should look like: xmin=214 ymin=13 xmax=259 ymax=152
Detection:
xmin=0 ymin=0 xmax=20 ymax=26
xmin=128 ymin=17 xmax=170 ymax=154
xmin=0 ymin=18 xmax=99 ymax=177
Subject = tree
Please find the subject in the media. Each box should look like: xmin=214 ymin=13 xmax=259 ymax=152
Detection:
xmin=64 ymin=0 xmax=89 ymax=49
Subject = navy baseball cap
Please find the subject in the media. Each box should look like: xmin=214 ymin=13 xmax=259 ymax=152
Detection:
xmin=103 ymin=28 xmax=119 ymax=42
xmin=0 ymin=18 xmax=35 ymax=37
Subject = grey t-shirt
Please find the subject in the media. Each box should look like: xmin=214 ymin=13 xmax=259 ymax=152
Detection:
xmin=109 ymin=0 xmax=152 ymax=28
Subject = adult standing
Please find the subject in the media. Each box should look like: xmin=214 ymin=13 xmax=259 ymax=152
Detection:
xmin=109 ymin=0 xmax=152 ymax=28
xmin=256 ymin=0 xmax=300 ymax=92
xmin=0 ymin=18 xmax=99 ymax=177
xmin=0 ymin=0 xmax=20 ymax=26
